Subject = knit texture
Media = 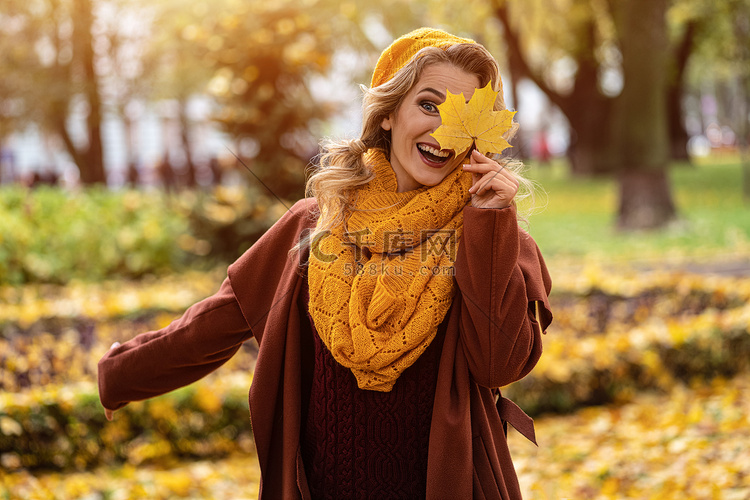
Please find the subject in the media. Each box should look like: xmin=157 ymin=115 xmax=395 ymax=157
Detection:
xmin=307 ymin=150 xmax=472 ymax=391
xmin=300 ymin=273 xmax=443 ymax=499
xmin=370 ymin=27 xmax=475 ymax=88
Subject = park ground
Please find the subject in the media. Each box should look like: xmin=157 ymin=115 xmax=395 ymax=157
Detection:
xmin=1 ymin=156 xmax=749 ymax=499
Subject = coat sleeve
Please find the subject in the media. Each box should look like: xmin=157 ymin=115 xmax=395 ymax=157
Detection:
xmin=97 ymin=275 xmax=252 ymax=411
xmin=97 ymin=198 xmax=318 ymax=412
xmin=453 ymin=205 xmax=553 ymax=389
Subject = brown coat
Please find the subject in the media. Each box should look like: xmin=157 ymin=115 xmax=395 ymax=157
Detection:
xmin=98 ymin=198 xmax=552 ymax=500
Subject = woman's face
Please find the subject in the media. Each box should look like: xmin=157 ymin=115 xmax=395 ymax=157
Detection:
xmin=381 ymin=62 xmax=481 ymax=193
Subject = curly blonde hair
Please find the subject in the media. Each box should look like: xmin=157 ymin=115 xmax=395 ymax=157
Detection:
xmin=298 ymin=42 xmax=533 ymax=254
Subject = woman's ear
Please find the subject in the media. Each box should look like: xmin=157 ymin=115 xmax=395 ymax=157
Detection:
xmin=381 ymin=115 xmax=392 ymax=131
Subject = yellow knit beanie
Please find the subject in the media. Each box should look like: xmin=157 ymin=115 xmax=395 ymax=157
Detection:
xmin=370 ymin=27 xmax=476 ymax=88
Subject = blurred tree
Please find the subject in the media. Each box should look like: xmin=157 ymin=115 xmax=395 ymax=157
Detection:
xmin=494 ymin=0 xmax=616 ymax=176
xmin=493 ymin=0 xmax=703 ymax=174
xmin=491 ymin=0 xmax=725 ymax=228
xmin=666 ymin=16 xmax=699 ymax=162
xmin=97 ymin=0 xmax=158 ymax=183
xmin=141 ymin=0 xmax=210 ymax=190
xmin=0 ymin=0 xmax=414 ymax=191
xmin=71 ymin=0 xmax=105 ymax=184
xmin=491 ymin=0 xmax=750 ymax=225
xmin=657 ymin=0 xmax=750 ymax=201
xmin=610 ymin=0 xmax=676 ymax=229
xmin=148 ymin=0 xmax=386 ymax=199
xmin=737 ymin=4 xmax=750 ymax=200
xmin=0 ymin=0 xmax=162 ymax=185
xmin=0 ymin=0 xmax=108 ymax=184
xmin=685 ymin=0 xmax=750 ymax=199
xmin=0 ymin=6 xmax=34 ymax=141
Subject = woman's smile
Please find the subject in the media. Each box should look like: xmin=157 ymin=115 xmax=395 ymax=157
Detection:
xmin=417 ymin=142 xmax=453 ymax=168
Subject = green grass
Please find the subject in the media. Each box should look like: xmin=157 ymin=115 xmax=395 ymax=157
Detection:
xmin=521 ymin=156 xmax=750 ymax=266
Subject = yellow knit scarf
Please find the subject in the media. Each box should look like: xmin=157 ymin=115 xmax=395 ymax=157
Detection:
xmin=307 ymin=150 xmax=473 ymax=391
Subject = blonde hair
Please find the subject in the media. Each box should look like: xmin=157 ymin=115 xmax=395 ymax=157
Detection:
xmin=297 ymin=42 xmax=534 ymax=254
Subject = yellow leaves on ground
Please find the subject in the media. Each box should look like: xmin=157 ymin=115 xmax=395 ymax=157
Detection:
xmin=2 ymin=262 xmax=749 ymax=497
xmin=1 ymin=453 xmax=261 ymax=500
xmin=0 ymin=371 xmax=256 ymax=472
xmin=504 ymin=263 xmax=750 ymax=415
xmin=531 ymin=301 xmax=750 ymax=385
xmin=551 ymin=262 xmax=750 ymax=303
xmin=7 ymin=377 xmax=748 ymax=499
xmin=510 ymin=374 xmax=750 ymax=499
xmin=0 ymin=268 xmax=260 ymax=393
xmin=193 ymin=384 xmax=224 ymax=414
xmin=430 ymin=82 xmax=515 ymax=158
xmin=0 ymin=269 xmax=224 ymax=328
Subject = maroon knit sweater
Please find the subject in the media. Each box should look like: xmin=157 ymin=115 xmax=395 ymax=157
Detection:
xmin=299 ymin=271 xmax=446 ymax=500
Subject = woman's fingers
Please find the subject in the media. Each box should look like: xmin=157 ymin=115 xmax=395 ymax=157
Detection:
xmin=464 ymin=150 xmax=514 ymax=179
xmin=468 ymin=165 xmax=516 ymax=194
xmin=103 ymin=342 xmax=121 ymax=420
xmin=462 ymin=150 xmax=519 ymax=208
xmin=472 ymin=170 xmax=514 ymax=196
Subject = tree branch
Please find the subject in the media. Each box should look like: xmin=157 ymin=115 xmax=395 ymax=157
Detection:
xmin=53 ymin=115 xmax=84 ymax=170
xmin=492 ymin=0 xmax=570 ymax=114
xmin=55 ymin=115 xmax=81 ymax=164
xmin=672 ymin=20 xmax=698 ymax=85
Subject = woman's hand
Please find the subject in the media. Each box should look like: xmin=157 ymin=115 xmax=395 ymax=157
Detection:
xmin=104 ymin=342 xmax=120 ymax=421
xmin=463 ymin=150 xmax=519 ymax=209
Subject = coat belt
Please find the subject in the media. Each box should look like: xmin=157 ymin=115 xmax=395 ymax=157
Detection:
xmin=496 ymin=396 xmax=537 ymax=446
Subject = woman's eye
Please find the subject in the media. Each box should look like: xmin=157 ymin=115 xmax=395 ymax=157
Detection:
xmin=420 ymin=101 xmax=438 ymax=113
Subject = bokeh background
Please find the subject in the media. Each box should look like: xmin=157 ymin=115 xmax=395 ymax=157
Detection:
xmin=1 ymin=0 xmax=749 ymax=498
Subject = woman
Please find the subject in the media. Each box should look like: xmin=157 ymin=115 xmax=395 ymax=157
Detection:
xmin=99 ymin=27 xmax=552 ymax=499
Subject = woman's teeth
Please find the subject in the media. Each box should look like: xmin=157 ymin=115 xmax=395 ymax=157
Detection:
xmin=418 ymin=144 xmax=450 ymax=158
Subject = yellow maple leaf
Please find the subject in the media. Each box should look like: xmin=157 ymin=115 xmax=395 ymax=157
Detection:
xmin=430 ymin=81 xmax=516 ymax=158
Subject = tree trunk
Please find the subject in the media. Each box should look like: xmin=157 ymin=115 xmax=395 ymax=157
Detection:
xmin=504 ymin=38 xmax=527 ymax=159
xmin=73 ymin=0 xmax=106 ymax=185
xmin=617 ymin=170 xmax=676 ymax=229
xmin=495 ymin=3 xmax=617 ymax=175
xmin=666 ymin=86 xmax=691 ymax=162
xmin=564 ymin=20 xmax=618 ymax=176
xmin=733 ymin=4 xmax=750 ymax=201
xmin=743 ymin=104 xmax=750 ymax=204
xmin=743 ymin=156 xmax=750 ymax=202
xmin=565 ymin=94 xmax=616 ymax=176
xmin=123 ymin=113 xmax=136 ymax=166
xmin=506 ymin=75 xmax=527 ymax=158
xmin=667 ymin=21 xmax=698 ymax=162
xmin=611 ymin=0 xmax=676 ymax=229
xmin=179 ymin=98 xmax=197 ymax=188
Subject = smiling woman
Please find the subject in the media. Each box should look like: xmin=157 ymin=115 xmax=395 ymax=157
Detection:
xmin=98 ymin=27 xmax=553 ymax=500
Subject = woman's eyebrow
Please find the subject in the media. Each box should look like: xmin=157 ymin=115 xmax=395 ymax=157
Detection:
xmin=418 ymin=87 xmax=446 ymax=100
